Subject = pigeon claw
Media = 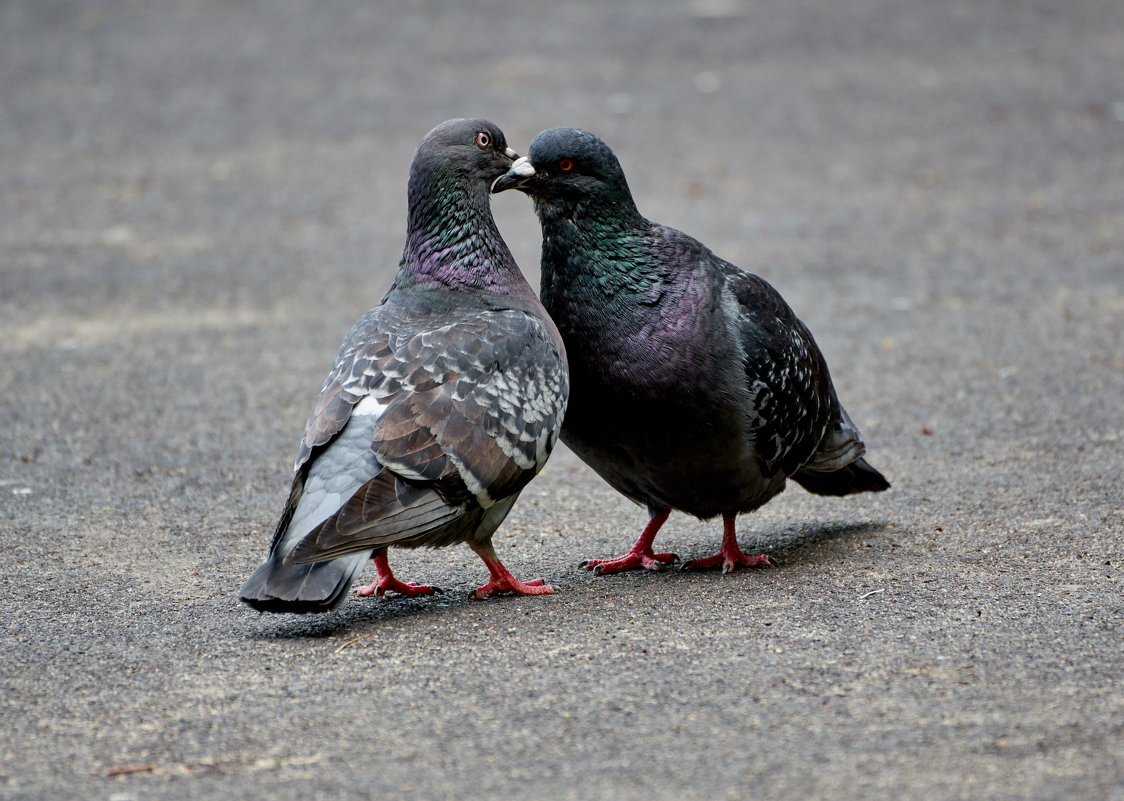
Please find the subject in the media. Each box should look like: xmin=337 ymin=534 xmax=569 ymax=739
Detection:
xmin=355 ymin=577 xmax=439 ymax=598
xmin=581 ymin=550 xmax=679 ymax=576
xmin=471 ymin=576 xmax=555 ymax=600
xmin=683 ymin=550 xmax=772 ymax=573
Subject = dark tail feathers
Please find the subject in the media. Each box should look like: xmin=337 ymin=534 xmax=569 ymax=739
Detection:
xmin=793 ymin=457 xmax=890 ymax=497
xmin=239 ymin=551 xmax=368 ymax=614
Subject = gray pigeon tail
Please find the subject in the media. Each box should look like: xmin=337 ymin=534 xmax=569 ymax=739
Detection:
xmin=792 ymin=405 xmax=890 ymax=496
xmin=240 ymin=119 xmax=568 ymax=613
xmin=793 ymin=457 xmax=890 ymax=497
xmin=239 ymin=555 xmax=368 ymax=614
xmin=493 ymin=127 xmax=887 ymax=576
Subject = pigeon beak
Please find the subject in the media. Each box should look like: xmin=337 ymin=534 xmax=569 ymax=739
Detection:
xmin=491 ymin=156 xmax=536 ymax=194
xmin=504 ymin=147 xmax=519 ymax=160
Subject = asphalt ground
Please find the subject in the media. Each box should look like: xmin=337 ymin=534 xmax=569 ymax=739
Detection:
xmin=2 ymin=1 xmax=1123 ymax=799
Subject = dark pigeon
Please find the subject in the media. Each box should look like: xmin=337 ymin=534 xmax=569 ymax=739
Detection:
xmin=493 ymin=127 xmax=888 ymax=575
xmin=239 ymin=119 xmax=568 ymax=613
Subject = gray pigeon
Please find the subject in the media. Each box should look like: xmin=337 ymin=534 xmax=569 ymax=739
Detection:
xmin=239 ymin=119 xmax=568 ymax=613
xmin=492 ymin=127 xmax=888 ymax=575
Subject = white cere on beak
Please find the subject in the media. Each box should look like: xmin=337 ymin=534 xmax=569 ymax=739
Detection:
xmin=505 ymin=147 xmax=518 ymax=159
xmin=510 ymin=156 xmax=536 ymax=177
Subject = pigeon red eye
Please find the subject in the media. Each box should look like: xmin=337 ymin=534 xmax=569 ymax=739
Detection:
xmin=475 ymin=132 xmax=491 ymax=149
xmin=559 ymin=159 xmax=573 ymax=171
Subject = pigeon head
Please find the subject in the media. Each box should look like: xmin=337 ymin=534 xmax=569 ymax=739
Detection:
xmin=402 ymin=119 xmax=536 ymax=296
xmin=404 ymin=118 xmax=517 ymax=253
xmin=411 ymin=118 xmax=519 ymax=189
xmin=492 ymin=128 xmax=639 ymax=220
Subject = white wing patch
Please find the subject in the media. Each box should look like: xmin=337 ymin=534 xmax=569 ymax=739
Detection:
xmin=352 ymin=395 xmax=388 ymax=418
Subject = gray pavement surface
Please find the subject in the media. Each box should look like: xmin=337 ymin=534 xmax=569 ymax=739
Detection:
xmin=3 ymin=1 xmax=1123 ymax=799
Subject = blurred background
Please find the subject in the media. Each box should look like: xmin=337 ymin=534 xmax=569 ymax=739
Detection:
xmin=8 ymin=0 xmax=1120 ymax=331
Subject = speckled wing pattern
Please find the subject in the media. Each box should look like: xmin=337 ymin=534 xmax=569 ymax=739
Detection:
xmin=278 ymin=301 xmax=567 ymax=563
xmin=724 ymin=265 xmax=838 ymax=478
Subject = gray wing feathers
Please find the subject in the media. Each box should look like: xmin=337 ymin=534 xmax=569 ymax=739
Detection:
xmin=295 ymin=309 xmax=389 ymax=471
xmin=368 ymin=310 xmax=566 ymax=505
xmin=281 ymin=306 xmax=566 ymax=566
xmin=284 ymin=470 xmax=464 ymax=563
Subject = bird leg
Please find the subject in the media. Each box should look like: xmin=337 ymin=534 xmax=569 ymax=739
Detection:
xmin=469 ymin=542 xmax=554 ymax=600
xmin=355 ymin=552 xmax=438 ymax=598
xmin=579 ymin=509 xmax=679 ymax=575
xmin=683 ymin=515 xmax=772 ymax=573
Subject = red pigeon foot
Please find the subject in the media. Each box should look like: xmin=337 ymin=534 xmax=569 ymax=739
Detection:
xmin=470 ymin=543 xmax=554 ymax=599
xmin=683 ymin=550 xmax=771 ymax=573
xmin=579 ymin=509 xmax=678 ymax=575
xmin=579 ymin=549 xmax=678 ymax=575
xmin=683 ymin=515 xmax=772 ymax=574
xmin=355 ymin=552 xmax=437 ymax=598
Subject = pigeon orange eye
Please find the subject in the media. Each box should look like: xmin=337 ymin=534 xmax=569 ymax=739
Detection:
xmin=475 ymin=132 xmax=491 ymax=149
xmin=559 ymin=159 xmax=573 ymax=171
